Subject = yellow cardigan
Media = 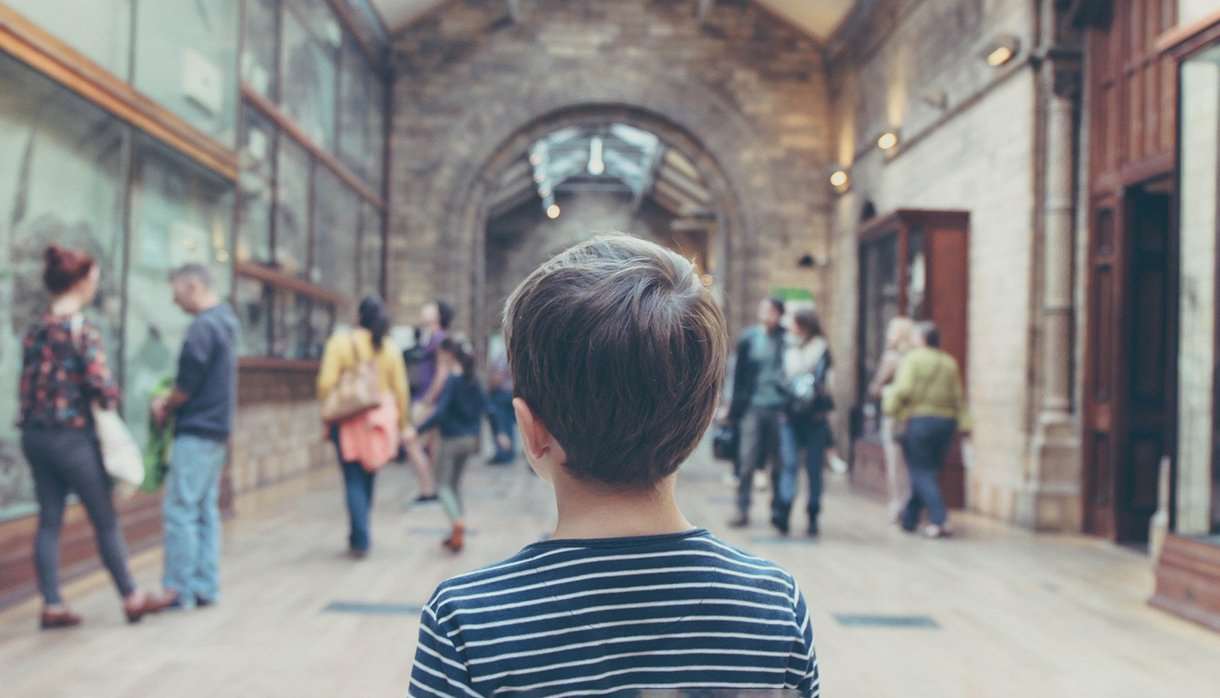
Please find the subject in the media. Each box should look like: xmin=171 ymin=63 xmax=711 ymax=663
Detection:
xmin=316 ymin=329 xmax=411 ymax=430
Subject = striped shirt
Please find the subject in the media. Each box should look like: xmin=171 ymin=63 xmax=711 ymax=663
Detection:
xmin=409 ymin=529 xmax=819 ymax=697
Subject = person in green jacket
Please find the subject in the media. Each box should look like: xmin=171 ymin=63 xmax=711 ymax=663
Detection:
xmin=883 ymin=321 xmax=972 ymax=538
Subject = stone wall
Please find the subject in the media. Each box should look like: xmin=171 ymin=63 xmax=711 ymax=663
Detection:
xmin=825 ymin=0 xmax=1040 ymax=522
xmin=484 ymin=193 xmax=683 ymax=338
xmin=1175 ymin=56 xmax=1219 ymax=535
xmin=230 ymin=369 xmax=332 ymax=495
xmin=388 ymin=0 xmax=833 ymax=338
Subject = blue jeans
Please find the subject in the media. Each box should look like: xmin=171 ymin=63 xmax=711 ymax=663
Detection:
xmin=776 ymin=418 xmax=830 ymax=525
xmin=333 ymin=430 xmax=376 ymax=552
xmin=163 ymin=434 xmax=227 ymax=607
xmin=900 ymin=416 xmax=957 ymax=529
xmin=488 ymin=389 xmax=516 ymax=462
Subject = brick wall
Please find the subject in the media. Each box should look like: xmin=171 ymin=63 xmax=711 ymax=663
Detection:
xmin=230 ymin=369 xmax=332 ymax=495
xmin=826 ymin=0 xmax=1039 ymax=522
xmin=388 ymin=0 xmax=833 ymax=338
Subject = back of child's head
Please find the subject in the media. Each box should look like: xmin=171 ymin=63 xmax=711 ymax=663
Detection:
xmin=503 ymin=234 xmax=727 ymax=489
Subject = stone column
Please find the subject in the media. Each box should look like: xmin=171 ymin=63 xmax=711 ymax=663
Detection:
xmin=1020 ymin=55 xmax=1084 ymax=532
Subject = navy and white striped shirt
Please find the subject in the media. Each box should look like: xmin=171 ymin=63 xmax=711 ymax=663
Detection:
xmin=409 ymin=529 xmax=819 ymax=697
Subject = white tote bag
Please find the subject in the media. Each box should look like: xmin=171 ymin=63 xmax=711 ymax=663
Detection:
xmin=92 ymin=404 xmax=145 ymax=486
xmin=69 ymin=315 xmax=144 ymax=485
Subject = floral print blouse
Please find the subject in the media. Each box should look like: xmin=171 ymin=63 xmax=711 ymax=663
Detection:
xmin=18 ymin=314 xmax=121 ymax=430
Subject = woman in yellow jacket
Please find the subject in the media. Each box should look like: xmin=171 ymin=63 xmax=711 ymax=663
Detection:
xmin=883 ymin=321 xmax=972 ymax=539
xmin=317 ymin=296 xmax=416 ymax=558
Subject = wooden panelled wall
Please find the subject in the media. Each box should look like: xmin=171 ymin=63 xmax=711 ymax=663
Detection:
xmin=1082 ymin=0 xmax=1179 ymax=542
xmin=1088 ymin=0 xmax=1178 ymax=192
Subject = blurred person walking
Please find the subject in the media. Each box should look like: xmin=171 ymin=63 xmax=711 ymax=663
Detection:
xmin=774 ymin=309 xmax=835 ymax=537
xmin=868 ymin=316 xmax=919 ymax=522
xmin=883 ymin=321 xmax=971 ymax=538
xmin=408 ymin=299 xmax=455 ymax=502
xmin=415 ymin=337 xmax=486 ymax=553
xmin=485 ymin=352 xmax=516 ymax=465
xmin=727 ymin=297 xmax=788 ymax=528
xmin=150 ymin=264 xmax=239 ymax=609
xmin=317 ymin=296 xmax=414 ymax=559
xmin=19 ymin=245 xmax=168 ymax=628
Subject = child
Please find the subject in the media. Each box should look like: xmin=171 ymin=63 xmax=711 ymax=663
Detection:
xmin=409 ymin=235 xmax=820 ymax=697
xmin=413 ymin=337 xmax=486 ymax=553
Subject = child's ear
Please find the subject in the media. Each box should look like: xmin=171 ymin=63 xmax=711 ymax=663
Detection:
xmin=513 ymin=397 xmax=553 ymax=481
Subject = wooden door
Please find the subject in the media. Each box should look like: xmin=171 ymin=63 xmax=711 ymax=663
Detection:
xmin=1084 ymin=187 xmax=1177 ymax=543
xmin=1084 ymin=200 xmax=1123 ymax=538
xmin=1117 ymin=187 xmax=1176 ymax=543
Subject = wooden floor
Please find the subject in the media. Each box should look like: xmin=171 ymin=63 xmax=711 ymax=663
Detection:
xmin=2 ymin=448 xmax=1219 ymax=697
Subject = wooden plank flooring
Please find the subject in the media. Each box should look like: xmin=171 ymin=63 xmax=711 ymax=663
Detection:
xmin=2 ymin=447 xmax=1219 ymax=697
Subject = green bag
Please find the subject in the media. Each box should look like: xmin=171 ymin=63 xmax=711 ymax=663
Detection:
xmin=142 ymin=376 xmax=175 ymax=493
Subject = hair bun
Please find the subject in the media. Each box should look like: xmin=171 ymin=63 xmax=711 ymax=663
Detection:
xmin=43 ymin=244 xmax=96 ymax=294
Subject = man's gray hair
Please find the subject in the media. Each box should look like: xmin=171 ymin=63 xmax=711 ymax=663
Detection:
xmin=169 ymin=263 xmax=214 ymax=288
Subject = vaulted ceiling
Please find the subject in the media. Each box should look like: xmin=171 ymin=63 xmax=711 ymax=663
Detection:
xmin=370 ymin=0 xmax=855 ymax=40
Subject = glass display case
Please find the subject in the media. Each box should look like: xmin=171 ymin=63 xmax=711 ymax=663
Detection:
xmin=280 ymin=2 xmax=339 ymax=151
xmin=0 ymin=56 xmax=127 ymax=522
xmin=360 ymin=204 xmax=384 ymax=297
xmin=311 ymin=166 xmax=361 ymax=296
xmin=125 ymin=139 xmax=233 ymax=448
xmin=241 ymin=0 xmax=280 ymax=100
xmin=132 ymin=0 xmax=239 ymax=146
xmin=852 ymin=209 xmax=969 ymax=508
xmin=338 ymin=36 xmax=385 ymax=190
xmin=8 ymin=0 xmax=132 ymax=78
xmin=275 ymin=138 xmax=311 ymax=277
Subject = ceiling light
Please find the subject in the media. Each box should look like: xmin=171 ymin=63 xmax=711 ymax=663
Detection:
xmin=829 ymin=169 xmax=850 ymax=193
xmin=877 ymin=130 xmax=900 ymax=152
xmin=588 ymin=136 xmax=605 ymax=175
xmin=529 ymin=152 xmax=543 ymax=166
xmin=546 ymin=204 xmax=561 ymax=219
xmin=983 ymin=35 xmax=1019 ymax=67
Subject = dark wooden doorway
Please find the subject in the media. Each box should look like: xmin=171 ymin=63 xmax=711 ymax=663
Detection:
xmin=1084 ymin=182 xmax=1178 ymax=544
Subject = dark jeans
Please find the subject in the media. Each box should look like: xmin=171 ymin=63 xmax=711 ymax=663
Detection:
xmin=332 ymin=430 xmax=376 ymax=552
xmin=487 ymin=388 xmax=516 ymax=462
xmin=900 ymin=416 xmax=957 ymax=529
xmin=776 ymin=417 xmax=830 ymax=525
xmin=21 ymin=427 xmax=136 ymax=605
xmin=735 ymin=407 xmax=785 ymax=518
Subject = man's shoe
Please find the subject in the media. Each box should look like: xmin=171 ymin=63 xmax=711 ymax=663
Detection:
xmin=728 ymin=514 xmax=749 ymax=528
xmin=806 ymin=520 xmax=820 ymax=538
xmin=39 ymin=608 xmax=82 ymax=630
xmin=770 ymin=516 xmax=790 ymax=536
xmin=413 ymin=494 xmax=439 ymax=504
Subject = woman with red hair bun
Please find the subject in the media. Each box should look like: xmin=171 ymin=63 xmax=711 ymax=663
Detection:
xmin=17 ymin=244 xmax=168 ymax=629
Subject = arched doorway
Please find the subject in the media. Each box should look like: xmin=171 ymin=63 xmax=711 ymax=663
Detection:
xmin=442 ymin=105 xmax=749 ymax=357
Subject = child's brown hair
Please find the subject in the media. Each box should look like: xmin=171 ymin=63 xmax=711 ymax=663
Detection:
xmin=503 ymin=234 xmax=727 ymax=488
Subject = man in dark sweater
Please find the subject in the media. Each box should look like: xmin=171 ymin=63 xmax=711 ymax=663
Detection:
xmin=151 ymin=264 xmax=239 ymax=609
xmin=727 ymin=297 xmax=788 ymax=528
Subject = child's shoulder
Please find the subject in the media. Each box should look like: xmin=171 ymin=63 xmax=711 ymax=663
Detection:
xmin=425 ymin=530 xmax=799 ymax=616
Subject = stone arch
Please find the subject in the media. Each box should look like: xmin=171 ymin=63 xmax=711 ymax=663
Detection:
xmin=396 ymin=58 xmax=799 ymax=340
xmin=445 ymin=102 xmax=753 ymax=350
